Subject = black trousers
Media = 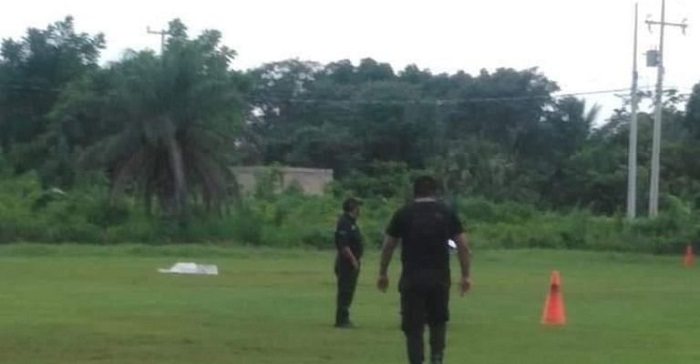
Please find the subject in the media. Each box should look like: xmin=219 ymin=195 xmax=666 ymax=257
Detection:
xmin=399 ymin=270 xmax=450 ymax=364
xmin=335 ymin=258 xmax=360 ymax=325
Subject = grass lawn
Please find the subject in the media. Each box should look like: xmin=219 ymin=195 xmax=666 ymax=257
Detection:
xmin=0 ymin=244 xmax=699 ymax=363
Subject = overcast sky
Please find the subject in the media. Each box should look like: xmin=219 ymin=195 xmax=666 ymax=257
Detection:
xmin=1 ymin=0 xmax=699 ymax=121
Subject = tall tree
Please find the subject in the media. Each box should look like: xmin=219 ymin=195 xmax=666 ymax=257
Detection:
xmin=55 ymin=19 xmax=246 ymax=215
xmin=0 ymin=16 xmax=104 ymax=177
xmin=245 ymin=59 xmax=322 ymax=164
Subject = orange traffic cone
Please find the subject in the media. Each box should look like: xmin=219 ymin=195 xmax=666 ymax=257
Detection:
xmin=683 ymin=244 xmax=694 ymax=267
xmin=541 ymin=270 xmax=566 ymax=326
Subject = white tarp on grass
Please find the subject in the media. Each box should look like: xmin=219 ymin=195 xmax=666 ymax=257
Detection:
xmin=158 ymin=262 xmax=219 ymax=275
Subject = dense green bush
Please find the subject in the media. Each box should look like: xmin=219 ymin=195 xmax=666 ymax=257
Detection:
xmin=333 ymin=161 xmax=421 ymax=200
xmin=1 ymin=173 xmax=699 ymax=255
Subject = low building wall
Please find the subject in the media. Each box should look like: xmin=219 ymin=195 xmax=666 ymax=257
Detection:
xmin=231 ymin=166 xmax=333 ymax=196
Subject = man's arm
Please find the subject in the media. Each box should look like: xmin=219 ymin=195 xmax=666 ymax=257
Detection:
xmin=377 ymin=235 xmax=399 ymax=292
xmin=341 ymin=246 xmax=359 ymax=270
xmin=336 ymin=220 xmax=359 ymax=270
xmin=454 ymin=232 xmax=472 ymax=296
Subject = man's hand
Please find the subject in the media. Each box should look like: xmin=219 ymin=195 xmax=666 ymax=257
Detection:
xmin=459 ymin=276 xmax=471 ymax=296
xmin=351 ymin=258 xmax=360 ymax=271
xmin=377 ymin=275 xmax=389 ymax=292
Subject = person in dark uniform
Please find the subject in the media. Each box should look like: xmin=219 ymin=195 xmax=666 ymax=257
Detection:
xmin=377 ymin=176 xmax=471 ymax=364
xmin=334 ymin=197 xmax=364 ymax=328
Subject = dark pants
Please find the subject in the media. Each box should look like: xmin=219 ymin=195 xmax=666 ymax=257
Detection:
xmin=399 ymin=270 xmax=450 ymax=364
xmin=335 ymin=258 xmax=360 ymax=325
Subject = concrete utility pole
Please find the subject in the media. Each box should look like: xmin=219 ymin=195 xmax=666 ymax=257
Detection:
xmin=627 ymin=3 xmax=640 ymax=220
xmin=147 ymin=26 xmax=169 ymax=53
xmin=646 ymin=0 xmax=687 ymax=218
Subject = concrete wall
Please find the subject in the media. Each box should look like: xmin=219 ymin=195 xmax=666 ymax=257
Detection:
xmin=231 ymin=166 xmax=334 ymax=196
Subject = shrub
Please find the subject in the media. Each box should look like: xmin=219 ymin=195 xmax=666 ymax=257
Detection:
xmin=0 ymin=172 xmax=699 ymax=256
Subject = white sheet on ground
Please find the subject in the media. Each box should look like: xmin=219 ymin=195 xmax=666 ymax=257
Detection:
xmin=158 ymin=262 xmax=219 ymax=275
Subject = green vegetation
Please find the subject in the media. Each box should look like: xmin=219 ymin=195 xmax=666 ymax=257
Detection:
xmin=1 ymin=245 xmax=699 ymax=364
xmin=1 ymin=173 xmax=698 ymax=254
xmin=2 ymin=16 xmax=700 ymax=250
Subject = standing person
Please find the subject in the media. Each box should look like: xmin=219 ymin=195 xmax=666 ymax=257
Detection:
xmin=377 ymin=176 xmax=471 ymax=364
xmin=334 ymin=197 xmax=364 ymax=328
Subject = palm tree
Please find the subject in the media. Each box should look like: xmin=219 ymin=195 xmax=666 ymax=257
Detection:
xmin=76 ymin=20 xmax=246 ymax=216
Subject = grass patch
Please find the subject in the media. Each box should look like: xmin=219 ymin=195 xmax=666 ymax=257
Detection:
xmin=1 ymin=246 xmax=699 ymax=363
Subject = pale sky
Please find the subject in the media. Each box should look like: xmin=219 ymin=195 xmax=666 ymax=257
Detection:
xmin=1 ymin=0 xmax=699 ymax=120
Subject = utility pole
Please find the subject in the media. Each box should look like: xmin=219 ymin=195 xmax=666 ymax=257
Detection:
xmin=646 ymin=0 xmax=687 ymax=218
xmin=627 ymin=3 xmax=640 ymax=220
xmin=147 ymin=26 xmax=169 ymax=53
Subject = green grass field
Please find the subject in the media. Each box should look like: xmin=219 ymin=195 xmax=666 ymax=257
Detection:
xmin=1 ymin=244 xmax=699 ymax=364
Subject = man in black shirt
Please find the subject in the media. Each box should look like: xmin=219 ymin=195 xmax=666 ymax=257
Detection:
xmin=334 ymin=197 xmax=364 ymax=328
xmin=377 ymin=176 xmax=471 ymax=364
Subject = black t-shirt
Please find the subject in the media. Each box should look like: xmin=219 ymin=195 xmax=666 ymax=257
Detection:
xmin=386 ymin=200 xmax=464 ymax=273
xmin=335 ymin=213 xmax=364 ymax=259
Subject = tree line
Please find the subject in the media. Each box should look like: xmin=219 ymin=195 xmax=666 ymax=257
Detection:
xmin=2 ymin=17 xmax=700 ymax=217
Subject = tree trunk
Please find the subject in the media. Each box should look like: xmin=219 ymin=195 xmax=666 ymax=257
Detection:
xmin=166 ymin=135 xmax=188 ymax=216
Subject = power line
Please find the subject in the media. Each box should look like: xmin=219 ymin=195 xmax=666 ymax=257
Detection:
xmin=249 ymin=85 xmax=687 ymax=106
xmin=0 ymin=81 xmax=693 ymax=107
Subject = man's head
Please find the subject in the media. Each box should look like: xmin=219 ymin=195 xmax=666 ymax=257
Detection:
xmin=413 ymin=175 xmax=439 ymax=199
xmin=342 ymin=197 xmax=362 ymax=218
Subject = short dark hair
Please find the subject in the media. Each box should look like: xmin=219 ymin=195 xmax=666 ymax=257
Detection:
xmin=413 ymin=175 xmax=439 ymax=198
xmin=342 ymin=197 xmax=362 ymax=212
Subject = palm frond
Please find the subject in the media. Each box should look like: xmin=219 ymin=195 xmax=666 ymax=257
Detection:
xmin=78 ymin=127 xmax=140 ymax=169
xmin=110 ymin=146 xmax=149 ymax=198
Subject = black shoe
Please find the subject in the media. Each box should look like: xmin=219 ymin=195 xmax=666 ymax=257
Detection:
xmin=430 ymin=356 xmax=443 ymax=364
xmin=334 ymin=321 xmax=356 ymax=329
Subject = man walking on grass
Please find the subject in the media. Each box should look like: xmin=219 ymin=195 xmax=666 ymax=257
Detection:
xmin=377 ymin=176 xmax=472 ymax=364
xmin=334 ymin=197 xmax=364 ymax=328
